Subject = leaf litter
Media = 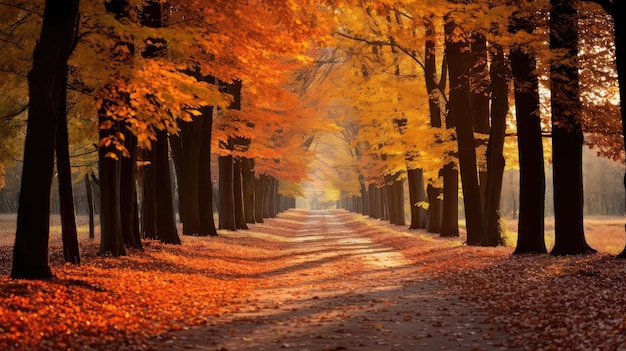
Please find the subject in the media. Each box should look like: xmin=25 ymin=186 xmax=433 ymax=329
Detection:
xmin=1 ymin=210 xmax=625 ymax=350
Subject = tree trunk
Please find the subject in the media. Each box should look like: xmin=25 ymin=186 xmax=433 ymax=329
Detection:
xmin=57 ymin=78 xmax=80 ymax=264
xmin=85 ymin=174 xmax=95 ymax=240
xmin=12 ymin=0 xmax=80 ymax=279
xmin=440 ymin=163 xmax=459 ymax=237
xmin=549 ymin=0 xmax=593 ymax=255
xmin=469 ymin=33 xmax=491 ymax=134
xmin=608 ymin=2 xmax=626 ymax=257
xmin=197 ymin=108 xmax=218 ymax=236
xmin=509 ymin=14 xmax=547 ymax=254
xmin=268 ymin=177 xmax=278 ymax=218
xmin=407 ymin=169 xmax=427 ymax=229
xmin=120 ymin=131 xmax=142 ymax=249
xmin=445 ymin=20 xmax=483 ymax=245
xmin=368 ymin=184 xmax=379 ymax=219
xmin=423 ymin=16 xmax=446 ymax=235
xmin=360 ymin=182 xmax=369 ymax=216
xmin=154 ymin=129 xmax=181 ymax=244
xmin=427 ymin=184 xmax=443 ymax=233
xmin=98 ymin=124 xmax=125 ymax=257
xmin=480 ymin=44 xmax=507 ymax=247
xmin=254 ymin=173 xmax=266 ymax=223
xmin=218 ymin=155 xmax=236 ymax=230
xmin=142 ymin=147 xmax=157 ymax=240
xmin=170 ymin=110 xmax=217 ymax=236
xmin=233 ymin=158 xmax=248 ymax=229
xmin=241 ymin=158 xmax=256 ymax=223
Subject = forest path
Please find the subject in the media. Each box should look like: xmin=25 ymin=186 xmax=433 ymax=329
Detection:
xmin=154 ymin=209 xmax=516 ymax=351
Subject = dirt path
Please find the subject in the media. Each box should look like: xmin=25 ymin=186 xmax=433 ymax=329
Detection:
xmin=153 ymin=210 xmax=518 ymax=351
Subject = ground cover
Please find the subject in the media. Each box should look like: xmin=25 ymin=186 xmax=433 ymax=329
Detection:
xmin=0 ymin=210 xmax=625 ymax=350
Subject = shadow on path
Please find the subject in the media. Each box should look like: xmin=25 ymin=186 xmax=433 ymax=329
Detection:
xmin=152 ymin=209 xmax=519 ymax=351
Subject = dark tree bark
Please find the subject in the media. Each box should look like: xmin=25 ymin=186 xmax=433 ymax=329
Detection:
xmin=424 ymin=16 xmax=449 ymax=234
xmin=368 ymin=183 xmax=379 ymax=219
xmin=137 ymin=0 xmax=180 ymax=244
xmin=233 ymin=158 xmax=248 ymax=229
xmin=268 ymin=177 xmax=278 ymax=218
xmin=385 ymin=173 xmax=405 ymax=226
xmin=261 ymin=174 xmax=271 ymax=218
xmin=120 ymin=131 xmax=142 ymax=249
xmin=469 ymin=33 xmax=490 ymax=220
xmin=170 ymin=108 xmax=217 ymax=236
xmin=445 ymin=20 xmax=483 ymax=245
xmin=381 ymin=186 xmax=389 ymax=221
xmin=440 ymin=163 xmax=459 ymax=237
xmin=98 ymin=0 xmax=136 ymax=257
xmin=12 ymin=0 xmax=80 ymax=279
xmin=153 ymin=130 xmax=180 ymax=244
xmin=426 ymin=184 xmax=443 ymax=233
xmin=218 ymin=154 xmax=236 ymax=230
xmin=549 ymin=0 xmax=594 ymax=255
xmin=142 ymin=147 xmax=158 ymax=240
xmin=613 ymin=1 xmax=626 ymax=257
xmin=469 ymin=33 xmax=491 ymax=135
xmin=143 ymin=130 xmax=180 ymax=243
xmin=254 ymin=173 xmax=266 ymax=223
xmin=360 ymin=182 xmax=369 ymax=216
xmin=57 ymin=76 xmax=80 ymax=264
xmin=480 ymin=44 xmax=508 ymax=247
xmin=407 ymin=168 xmax=427 ymax=229
xmin=84 ymin=174 xmax=95 ymax=240
xmin=584 ymin=0 xmax=626 ymax=257
xmin=98 ymin=119 xmax=125 ymax=257
xmin=241 ymin=158 xmax=256 ymax=224
xmin=197 ymin=111 xmax=217 ymax=236
xmin=510 ymin=29 xmax=548 ymax=254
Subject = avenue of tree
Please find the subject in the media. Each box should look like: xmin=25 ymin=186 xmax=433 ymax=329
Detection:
xmin=0 ymin=0 xmax=625 ymax=279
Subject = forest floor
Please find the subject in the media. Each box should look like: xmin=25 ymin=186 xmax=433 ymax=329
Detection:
xmin=1 ymin=210 xmax=626 ymax=350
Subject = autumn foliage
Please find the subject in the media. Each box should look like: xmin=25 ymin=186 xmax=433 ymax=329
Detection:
xmin=3 ymin=211 xmax=626 ymax=350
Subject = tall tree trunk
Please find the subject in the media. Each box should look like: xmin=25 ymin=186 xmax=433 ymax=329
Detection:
xmin=154 ymin=129 xmax=181 ymax=244
xmin=549 ymin=0 xmax=593 ymax=255
xmin=142 ymin=147 xmax=157 ymax=240
xmin=268 ymin=177 xmax=278 ymax=218
xmin=57 ymin=79 xmax=80 ymax=264
xmin=98 ymin=122 xmax=125 ymax=257
xmin=604 ymin=2 xmax=626 ymax=257
xmin=170 ymin=113 xmax=217 ymax=236
xmin=233 ymin=158 xmax=248 ymax=229
xmin=426 ymin=184 xmax=442 ymax=233
xmin=440 ymin=163 xmax=459 ymax=237
xmin=120 ymin=131 xmax=142 ymax=249
xmin=12 ymin=0 xmax=80 ymax=279
xmin=360 ymin=182 xmax=369 ymax=216
xmin=262 ymin=175 xmax=271 ymax=218
xmin=218 ymin=155 xmax=236 ymax=230
xmin=85 ymin=173 xmax=95 ymax=240
xmin=368 ymin=183 xmax=379 ymax=219
xmin=510 ymin=32 xmax=547 ymax=254
xmin=424 ymin=16 xmax=448 ymax=235
xmin=407 ymin=168 xmax=427 ymax=229
xmin=197 ymin=108 xmax=218 ymax=236
xmin=469 ymin=33 xmax=491 ymax=134
xmin=480 ymin=44 xmax=508 ymax=247
xmin=241 ymin=158 xmax=256 ymax=224
xmin=254 ymin=173 xmax=266 ymax=223
xmin=445 ymin=20 xmax=483 ymax=244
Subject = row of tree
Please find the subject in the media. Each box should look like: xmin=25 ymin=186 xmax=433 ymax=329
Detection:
xmin=314 ymin=0 xmax=625 ymax=255
xmin=3 ymin=0 xmax=331 ymax=279
xmin=3 ymin=0 xmax=626 ymax=280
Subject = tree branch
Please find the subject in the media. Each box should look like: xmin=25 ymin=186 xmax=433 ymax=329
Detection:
xmin=0 ymin=1 xmax=43 ymax=17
